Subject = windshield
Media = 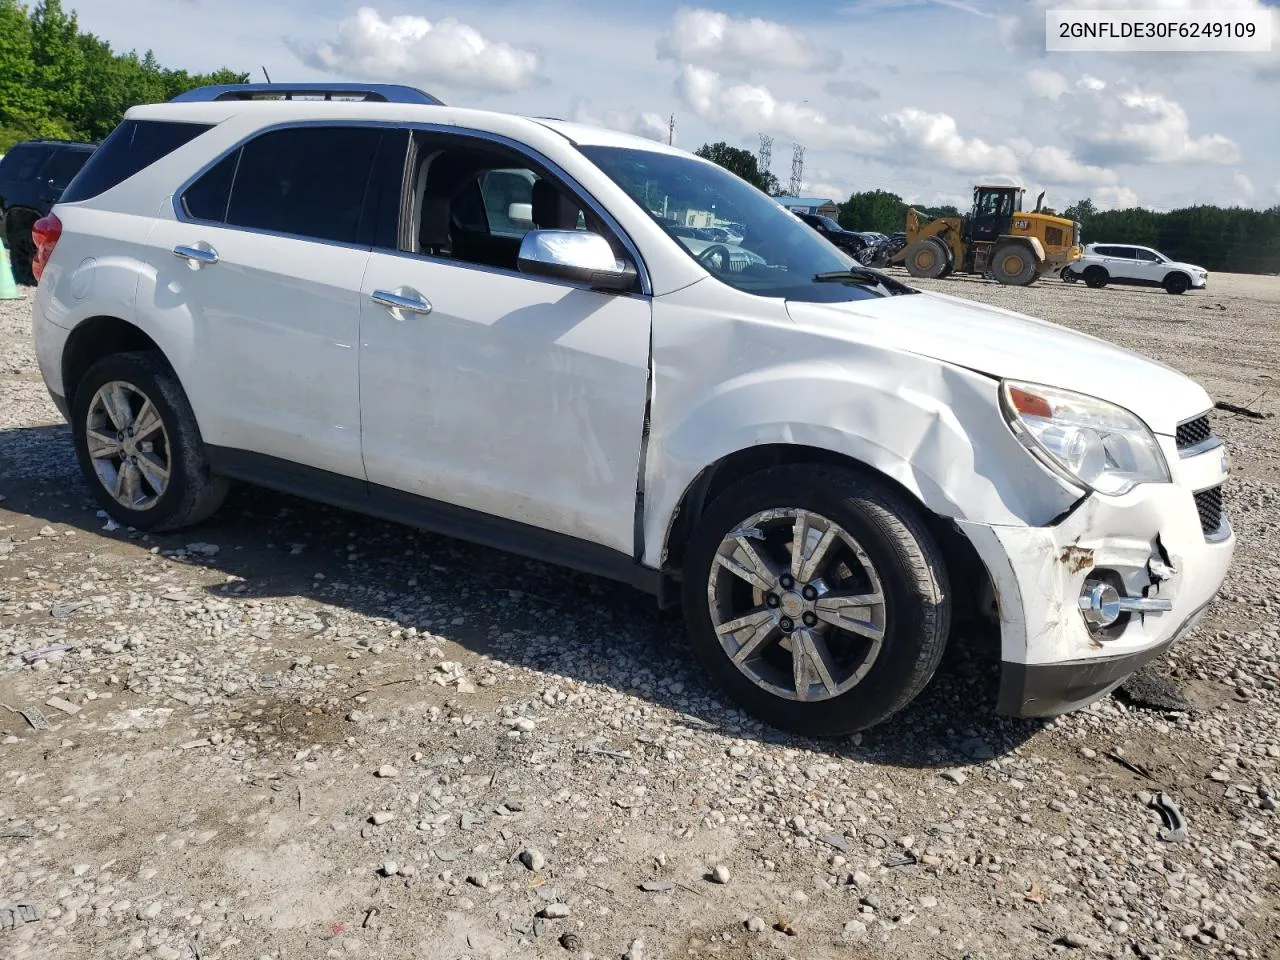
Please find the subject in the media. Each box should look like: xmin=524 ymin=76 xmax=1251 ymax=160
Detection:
xmin=579 ymin=145 xmax=895 ymax=302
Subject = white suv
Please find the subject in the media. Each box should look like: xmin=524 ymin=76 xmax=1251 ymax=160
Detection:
xmin=1064 ymin=243 xmax=1208 ymax=294
xmin=30 ymin=84 xmax=1234 ymax=735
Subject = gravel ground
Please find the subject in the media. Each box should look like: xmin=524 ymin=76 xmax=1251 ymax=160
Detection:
xmin=1 ymin=272 xmax=1278 ymax=960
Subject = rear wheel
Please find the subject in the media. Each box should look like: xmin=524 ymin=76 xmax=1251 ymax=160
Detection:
xmin=1083 ymin=266 xmax=1109 ymax=288
xmin=1163 ymin=272 xmax=1190 ymax=295
xmin=71 ymin=351 xmax=228 ymax=532
xmin=5 ymin=212 xmax=37 ymax=285
xmin=904 ymin=238 xmax=950 ymax=279
xmin=990 ymin=243 xmax=1037 ymax=285
xmin=681 ymin=465 xmax=951 ymax=737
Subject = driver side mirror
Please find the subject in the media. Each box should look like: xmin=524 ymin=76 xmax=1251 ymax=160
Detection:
xmin=517 ymin=230 xmax=637 ymax=292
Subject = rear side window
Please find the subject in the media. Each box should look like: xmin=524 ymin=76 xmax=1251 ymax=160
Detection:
xmin=42 ymin=148 xmax=92 ymax=189
xmin=223 ymin=126 xmax=383 ymax=245
xmin=0 ymin=143 xmax=54 ymax=182
xmin=61 ymin=120 xmax=211 ymax=203
xmin=182 ymin=151 xmax=238 ymax=222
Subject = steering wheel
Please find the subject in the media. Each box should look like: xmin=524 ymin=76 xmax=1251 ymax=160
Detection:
xmin=696 ymin=243 xmax=733 ymax=273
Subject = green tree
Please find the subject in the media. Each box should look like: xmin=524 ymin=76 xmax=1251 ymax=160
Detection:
xmin=0 ymin=0 xmax=246 ymax=150
xmin=695 ymin=141 xmax=779 ymax=194
xmin=838 ymin=189 xmax=908 ymax=234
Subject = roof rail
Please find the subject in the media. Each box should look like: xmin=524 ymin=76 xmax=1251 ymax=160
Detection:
xmin=169 ymin=83 xmax=444 ymax=105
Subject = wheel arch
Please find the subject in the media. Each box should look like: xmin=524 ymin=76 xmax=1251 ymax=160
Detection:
xmin=61 ymin=316 xmax=171 ymax=407
xmin=658 ymin=442 xmax=995 ymax=623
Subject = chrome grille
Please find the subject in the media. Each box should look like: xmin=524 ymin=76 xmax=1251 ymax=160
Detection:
xmin=1176 ymin=413 xmax=1212 ymax=450
xmin=1194 ymin=485 xmax=1223 ymax=537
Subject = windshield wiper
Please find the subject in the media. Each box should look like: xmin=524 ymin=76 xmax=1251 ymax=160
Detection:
xmin=813 ymin=267 xmax=918 ymax=296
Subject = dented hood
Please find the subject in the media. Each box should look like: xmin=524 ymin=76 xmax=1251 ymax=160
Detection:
xmin=787 ymin=290 xmax=1212 ymax=436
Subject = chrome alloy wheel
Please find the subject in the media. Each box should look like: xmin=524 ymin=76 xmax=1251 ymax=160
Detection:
xmin=706 ymin=509 xmax=887 ymax=702
xmin=84 ymin=380 xmax=171 ymax=510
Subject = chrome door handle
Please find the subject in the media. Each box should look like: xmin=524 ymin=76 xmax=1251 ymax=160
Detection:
xmin=371 ymin=289 xmax=432 ymax=315
xmin=173 ymin=244 xmax=218 ymax=265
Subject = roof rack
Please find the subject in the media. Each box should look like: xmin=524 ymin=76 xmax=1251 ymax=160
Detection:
xmin=169 ymin=83 xmax=444 ymax=105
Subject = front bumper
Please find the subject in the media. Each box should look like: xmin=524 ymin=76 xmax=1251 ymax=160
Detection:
xmin=959 ymin=436 xmax=1233 ymax=717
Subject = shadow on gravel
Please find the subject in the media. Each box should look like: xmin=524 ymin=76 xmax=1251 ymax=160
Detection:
xmin=1 ymin=423 xmax=1047 ymax=769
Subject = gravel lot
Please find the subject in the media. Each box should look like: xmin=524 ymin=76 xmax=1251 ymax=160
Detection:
xmin=2 ymin=271 xmax=1278 ymax=960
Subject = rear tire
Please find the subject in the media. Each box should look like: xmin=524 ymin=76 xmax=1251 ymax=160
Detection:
xmin=71 ymin=351 xmax=228 ymax=532
xmin=1163 ymin=272 xmax=1190 ymax=295
xmin=5 ymin=212 xmax=37 ymax=286
xmin=904 ymin=238 xmax=950 ymax=279
xmin=1083 ymin=266 xmax=1109 ymax=289
xmin=990 ymin=243 xmax=1037 ymax=285
xmin=681 ymin=464 xmax=951 ymax=737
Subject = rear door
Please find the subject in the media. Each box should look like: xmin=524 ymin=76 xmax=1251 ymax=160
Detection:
xmin=144 ymin=123 xmax=399 ymax=481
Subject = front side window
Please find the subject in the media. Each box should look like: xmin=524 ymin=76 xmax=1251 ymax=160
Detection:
xmin=580 ymin=145 xmax=898 ymax=302
xmin=224 ymin=126 xmax=383 ymax=244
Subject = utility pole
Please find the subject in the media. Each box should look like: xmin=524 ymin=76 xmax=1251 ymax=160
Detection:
xmin=789 ymin=143 xmax=805 ymax=197
xmin=667 ymin=114 xmax=676 ymax=146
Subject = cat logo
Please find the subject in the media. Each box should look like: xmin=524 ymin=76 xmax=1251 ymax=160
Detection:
xmin=1014 ymin=218 xmax=1030 ymax=230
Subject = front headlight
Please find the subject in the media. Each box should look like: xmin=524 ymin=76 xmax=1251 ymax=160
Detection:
xmin=1000 ymin=380 xmax=1170 ymax=496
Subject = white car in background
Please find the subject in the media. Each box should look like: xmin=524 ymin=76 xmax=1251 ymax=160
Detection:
xmin=1064 ymin=243 xmax=1208 ymax=295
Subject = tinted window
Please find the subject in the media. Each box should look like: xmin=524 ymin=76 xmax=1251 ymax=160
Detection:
xmin=1093 ymin=246 xmax=1118 ymax=256
xmin=42 ymin=148 xmax=92 ymax=188
xmin=226 ymin=126 xmax=382 ymax=244
xmin=1134 ymin=248 xmax=1160 ymax=262
xmin=479 ymin=168 xmax=535 ymax=237
xmin=61 ymin=120 xmax=210 ymax=202
xmin=0 ymin=143 xmax=54 ymax=182
xmin=181 ymin=150 xmax=238 ymax=222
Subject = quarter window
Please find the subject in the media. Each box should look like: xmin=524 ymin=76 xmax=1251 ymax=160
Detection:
xmin=61 ymin=120 xmax=211 ymax=203
xmin=182 ymin=151 xmax=238 ymax=223
xmin=223 ymin=126 xmax=383 ymax=244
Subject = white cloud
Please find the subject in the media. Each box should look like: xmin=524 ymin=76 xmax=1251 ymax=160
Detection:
xmin=1026 ymin=68 xmax=1069 ymax=99
xmin=657 ymin=8 xmax=839 ymax=73
xmin=1094 ymin=185 xmax=1140 ymax=210
xmin=1021 ymin=145 xmax=1119 ymax=185
xmin=1076 ymin=74 xmax=1107 ymax=92
xmin=881 ymin=108 xmax=1019 ymax=174
xmin=1232 ymin=172 xmax=1256 ymax=198
xmin=677 ymin=66 xmax=886 ymax=151
xmin=297 ymin=7 xmax=540 ymax=94
xmin=825 ymin=78 xmax=881 ymax=101
xmin=571 ymin=102 xmax=669 ymax=142
xmin=1076 ymin=89 xmax=1240 ymax=165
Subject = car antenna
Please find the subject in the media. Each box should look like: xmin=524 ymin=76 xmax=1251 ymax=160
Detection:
xmin=262 ymin=66 xmax=272 ymax=83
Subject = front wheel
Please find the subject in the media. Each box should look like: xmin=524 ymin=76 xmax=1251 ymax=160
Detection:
xmin=1163 ymin=272 xmax=1190 ymax=295
xmin=681 ymin=465 xmax=951 ymax=737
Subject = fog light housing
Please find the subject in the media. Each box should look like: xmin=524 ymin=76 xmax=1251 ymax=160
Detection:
xmin=1078 ymin=581 xmax=1174 ymax=632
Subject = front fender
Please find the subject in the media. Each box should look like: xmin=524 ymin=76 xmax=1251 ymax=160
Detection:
xmin=642 ymin=300 xmax=1081 ymax=568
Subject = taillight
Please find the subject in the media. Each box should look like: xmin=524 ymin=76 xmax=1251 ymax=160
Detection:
xmin=31 ymin=213 xmax=62 ymax=281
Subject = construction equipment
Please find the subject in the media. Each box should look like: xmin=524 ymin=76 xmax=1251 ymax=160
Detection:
xmin=889 ymin=185 xmax=1082 ymax=286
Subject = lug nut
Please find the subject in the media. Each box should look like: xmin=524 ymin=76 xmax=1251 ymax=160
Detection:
xmin=802 ymin=612 xmax=818 ymax=627
xmin=779 ymin=574 xmax=795 ymax=589
xmin=802 ymin=585 xmax=818 ymax=601
xmin=765 ymin=593 xmax=781 ymax=608
xmin=779 ymin=617 xmax=794 ymax=633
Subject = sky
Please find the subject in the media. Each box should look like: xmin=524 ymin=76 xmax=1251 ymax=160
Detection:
xmin=65 ymin=0 xmax=1280 ymax=212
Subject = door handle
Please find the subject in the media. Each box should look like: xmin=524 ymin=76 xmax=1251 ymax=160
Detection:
xmin=173 ymin=244 xmax=218 ymax=265
xmin=371 ymin=289 xmax=433 ymax=315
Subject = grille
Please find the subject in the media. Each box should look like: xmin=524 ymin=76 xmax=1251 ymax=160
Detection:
xmin=1176 ymin=413 xmax=1212 ymax=450
xmin=1045 ymin=226 xmax=1064 ymax=246
xmin=1194 ymin=485 xmax=1223 ymax=537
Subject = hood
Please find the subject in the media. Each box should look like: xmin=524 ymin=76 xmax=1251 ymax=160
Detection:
xmin=1170 ymin=260 xmax=1207 ymax=273
xmin=786 ymin=290 xmax=1211 ymax=436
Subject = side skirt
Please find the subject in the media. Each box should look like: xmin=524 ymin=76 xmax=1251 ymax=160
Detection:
xmin=206 ymin=447 xmax=662 ymax=595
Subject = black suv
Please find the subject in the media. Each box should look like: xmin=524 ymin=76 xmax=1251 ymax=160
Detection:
xmin=1 ymin=139 xmax=96 ymax=283
xmin=795 ymin=212 xmax=872 ymax=259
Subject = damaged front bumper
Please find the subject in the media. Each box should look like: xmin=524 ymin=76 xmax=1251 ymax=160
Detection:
xmin=958 ymin=438 xmax=1233 ymax=717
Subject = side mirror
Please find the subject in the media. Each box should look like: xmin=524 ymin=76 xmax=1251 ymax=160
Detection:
xmin=508 ymin=202 xmax=533 ymax=225
xmin=517 ymin=230 xmax=637 ymax=292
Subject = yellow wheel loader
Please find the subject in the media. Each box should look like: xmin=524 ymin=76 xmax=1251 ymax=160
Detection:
xmin=890 ymin=185 xmax=1082 ymax=286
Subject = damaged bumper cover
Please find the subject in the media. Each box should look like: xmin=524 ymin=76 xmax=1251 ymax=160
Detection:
xmin=958 ymin=441 xmax=1233 ymax=717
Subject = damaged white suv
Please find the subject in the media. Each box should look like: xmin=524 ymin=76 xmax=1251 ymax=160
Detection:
xmin=30 ymin=84 xmax=1234 ymax=735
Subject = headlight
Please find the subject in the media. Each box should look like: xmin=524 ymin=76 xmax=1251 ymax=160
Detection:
xmin=1000 ymin=380 xmax=1170 ymax=496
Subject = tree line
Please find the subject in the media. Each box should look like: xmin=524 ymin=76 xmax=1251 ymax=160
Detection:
xmin=0 ymin=0 xmax=246 ymax=152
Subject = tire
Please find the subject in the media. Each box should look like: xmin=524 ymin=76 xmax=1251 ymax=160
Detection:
xmin=70 ymin=351 xmax=228 ymax=532
xmin=1060 ymin=266 xmax=1079 ymax=283
xmin=1163 ymin=272 xmax=1190 ymax=295
xmin=903 ymin=238 xmax=950 ymax=279
xmin=1083 ymin=266 xmax=1109 ymax=289
xmin=990 ymin=243 xmax=1037 ymax=285
xmin=681 ymin=464 xmax=951 ymax=737
xmin=5 ymin=212 xmax=37 ymax=286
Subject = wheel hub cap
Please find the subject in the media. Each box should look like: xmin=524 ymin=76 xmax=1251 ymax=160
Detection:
xmin=85 ymin=380 xmax=172 ymax=511
xmin=707 ymin=508 xmax=888 ymax=703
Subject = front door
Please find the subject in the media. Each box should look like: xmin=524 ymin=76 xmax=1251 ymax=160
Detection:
xmin=967 ymin=189 xmax=1014 ymax=243
xmin=359 ymin=131 xmax=652 ymax=556
xmin=144 ymin=124 xmax=392 ymax=479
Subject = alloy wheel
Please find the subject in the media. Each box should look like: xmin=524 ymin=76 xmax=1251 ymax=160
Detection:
xmin=84 ymin=380 xmax=171 ymax=510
